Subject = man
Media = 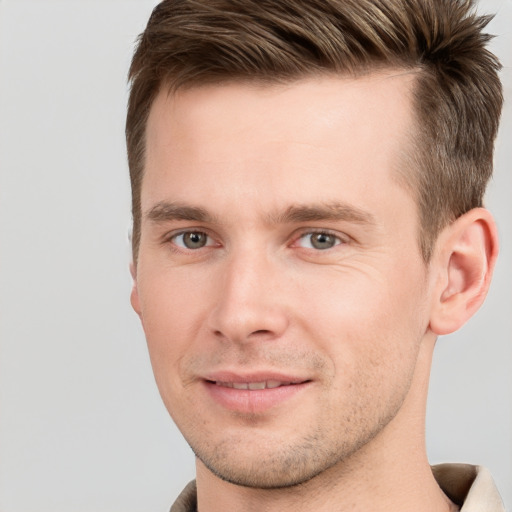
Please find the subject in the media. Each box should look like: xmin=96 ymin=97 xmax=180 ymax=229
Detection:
xmin=126 ymin=0 xmax=505 ymax=510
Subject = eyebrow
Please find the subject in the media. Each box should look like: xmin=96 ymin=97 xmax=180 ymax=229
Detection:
xmin=145 ymin=200 xmax=376 ymax=227
xmin=145 ymin=202 xmax=218 ymax=223
xmin=267 ymin=203 xmax=376 ymax=226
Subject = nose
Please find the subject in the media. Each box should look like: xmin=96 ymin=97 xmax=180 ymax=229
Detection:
xmin=207 ymin=249 xmax=289 ymax=344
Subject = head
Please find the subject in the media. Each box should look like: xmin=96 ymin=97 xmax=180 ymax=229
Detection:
xmin=127 ymin=0 xmax=503 ymax=264
xmin=126 ymin=0 xmax=502 ymax=493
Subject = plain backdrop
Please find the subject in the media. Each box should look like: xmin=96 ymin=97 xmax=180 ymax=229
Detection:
xmin=0 ymin=1 xmax=510 ymax=511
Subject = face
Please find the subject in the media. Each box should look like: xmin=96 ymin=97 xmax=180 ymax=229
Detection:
xmin=132 ymin=73 xmax=433 ymax=488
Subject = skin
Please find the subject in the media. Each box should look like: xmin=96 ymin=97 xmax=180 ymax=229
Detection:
xmin=131 ymin=71 xmax=497 ymax=512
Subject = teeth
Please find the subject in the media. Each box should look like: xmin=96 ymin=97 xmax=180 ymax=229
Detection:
xmin=215 ymin=380 xmax=295 ymax=389
xmin=248 ymin=382 xmax=266 ymax=390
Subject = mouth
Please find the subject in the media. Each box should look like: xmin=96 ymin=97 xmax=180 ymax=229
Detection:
xmin=202 ymin=374 xmax=311 ymax=413
xmin=211 ymin=379 xmax=304 ymax=390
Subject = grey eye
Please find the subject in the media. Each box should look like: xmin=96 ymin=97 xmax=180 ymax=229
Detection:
xmin=298 ymin=232 xmax=340 ymax=250
xmin=174 ymin=231 xmax=210 ymax=249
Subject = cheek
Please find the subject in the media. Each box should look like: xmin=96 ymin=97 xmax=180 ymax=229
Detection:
xmin=139 ymin=264 xmax=209 ymax=335
xmin=295 ymin=262 xmax=428 ymax=374
xmin=136 ymin=271 xmax=208 ymax=390
xmin=312 ymin=275 xmax=427 ymax=428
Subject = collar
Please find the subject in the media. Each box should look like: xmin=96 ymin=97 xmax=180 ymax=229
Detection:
xmin=432 ymin=464 xmax=505 ymax=511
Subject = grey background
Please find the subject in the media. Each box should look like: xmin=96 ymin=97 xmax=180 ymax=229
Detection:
xmin=0 ymin=1 xmax=510 ymax=510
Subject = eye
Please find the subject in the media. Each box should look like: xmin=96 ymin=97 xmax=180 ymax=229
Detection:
xmin=172 ymin=231 xmax=213 ymax=250
xmin=297 ymin=232 xmax=342 ymax=250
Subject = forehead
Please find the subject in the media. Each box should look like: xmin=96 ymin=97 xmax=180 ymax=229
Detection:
xmin=148 ymin=71 xmax=416 ymax=143
xmin=143 ymin=71 xmax=418 ymax=216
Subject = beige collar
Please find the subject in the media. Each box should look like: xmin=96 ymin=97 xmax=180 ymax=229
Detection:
xmin=432 ymin=464 xmax=505 ymax=511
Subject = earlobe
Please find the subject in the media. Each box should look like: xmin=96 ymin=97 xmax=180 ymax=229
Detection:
xmin=130 ymin=261 xmax=142 ymax=317
xmin=429 ymin=208 xmax=498 ymax=336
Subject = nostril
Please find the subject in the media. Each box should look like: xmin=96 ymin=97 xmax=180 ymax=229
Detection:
xmin=214 ymin=329 xmax=270 ymax=336
xmin=212 ymin=328 xmax=276 ymax=342
xmin=252 ymin=329 xmax=272 ymax=336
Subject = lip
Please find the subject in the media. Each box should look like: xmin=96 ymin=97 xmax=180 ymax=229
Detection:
xmin=202 ymin=371 xmax=312 ymax=414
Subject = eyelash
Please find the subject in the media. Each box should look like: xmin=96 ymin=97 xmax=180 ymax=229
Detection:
xmin=164 ymin=228 xmax=348 ymax=253
xmin=167 ymin=230 xmax=217 ymax=251
xmin=292 ymin=229 xmax=346 ymax=250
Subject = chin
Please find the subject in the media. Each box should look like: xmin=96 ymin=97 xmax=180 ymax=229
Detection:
xmin=198 ymin=454 xmax=327 ymax=489
xmin=188 ymin=432 xmax=352 ymax=489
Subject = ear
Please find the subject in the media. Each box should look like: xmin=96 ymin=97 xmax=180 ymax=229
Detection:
xmin=130 ymin=260 xmax=142 ymax=317
xmin=429 ymin=208 xmax=498 ymax=335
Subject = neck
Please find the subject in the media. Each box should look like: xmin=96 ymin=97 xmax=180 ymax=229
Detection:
xmin=196 ymin=335 xmax=456 ymax=512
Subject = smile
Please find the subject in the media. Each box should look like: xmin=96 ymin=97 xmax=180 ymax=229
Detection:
xmin=214 ymin=380 xmax=296 ymax=390
xmin=203 ymin=376 xmax=311 ymax=414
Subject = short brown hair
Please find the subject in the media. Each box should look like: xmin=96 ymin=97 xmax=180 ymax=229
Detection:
xmin=126 ymin=0 xmax=503 ymax=262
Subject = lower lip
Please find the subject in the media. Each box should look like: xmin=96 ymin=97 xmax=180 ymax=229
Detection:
xmin=203 ymin=381 xmax=310 ymax=414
